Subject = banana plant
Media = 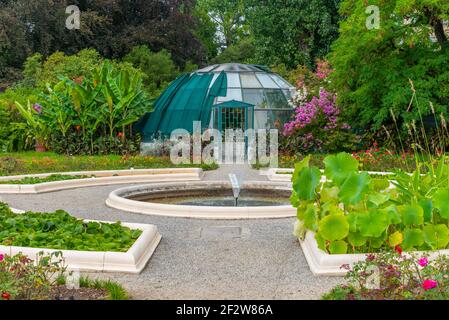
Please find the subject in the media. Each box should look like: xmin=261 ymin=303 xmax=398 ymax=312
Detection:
xmin=14 ymin=101 xmax=50 ymax=146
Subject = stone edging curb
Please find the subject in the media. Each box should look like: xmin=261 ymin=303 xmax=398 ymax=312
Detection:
xmin=2 ymin=208 xmax=161 ymax=274
xmin=0 ymin=168 xmax=203 ymax=194
xmin=299 ymin=231 xmax=449 ymax=276
xmin=265 ymin=168 xmax=394 ymax=182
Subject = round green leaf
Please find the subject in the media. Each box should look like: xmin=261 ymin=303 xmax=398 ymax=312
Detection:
xmin=338 ymin=172 xmax=370 ymax=205
xmin=304 ymin=205 xmax=318 ymax=231
xmin=358 ymin=210 xmax=390 ymax=237
xmin=399 ymin=204 xmax=424 ymax=226
xmin=419 ymin=199 xmax=433 ymax=223
xmin=324 ymin=152 xmax=359 ymax=186
xmin=382 ymin=205 xmax=401 ymax=225
xmin=315 ymin=232 xmax=326 ymax=252
xmin=423 ymin=224 xmax=449 ymax=250
xmin=293 ymin=166 xmax=322 ymax=201
xmin=402 ymin=228 xmax=424 ymax=250
xmin=318 ymin=214 xmax=349 ymax=241
xmin=433 ymin=188 xmax=449 ymax=219
xmin=329 ymin=240 xmax=348 ymax=254
xmin=347 ymin=232 xmax=367 ymax=247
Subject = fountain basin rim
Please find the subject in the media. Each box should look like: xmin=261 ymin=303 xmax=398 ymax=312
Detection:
xmin=106 ymin=181 xmax=296 ymax=219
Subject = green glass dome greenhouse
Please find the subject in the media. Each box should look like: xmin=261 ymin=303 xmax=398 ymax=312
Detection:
xmin=136 ymin=63 xmax=296 ymax=142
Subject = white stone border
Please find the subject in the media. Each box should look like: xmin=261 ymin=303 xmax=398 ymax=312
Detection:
xmin=299 ymin=232 xmax=449 ymax=276
xmin=106 ymin=181 xmax=296 ymax=219
xmin=0 ymin=168 xmax=203 ymax=194
xmin=0 ymin=208 xmax=161 ymax=274
xmin=265 ymin=168 xmax=394 ymax=182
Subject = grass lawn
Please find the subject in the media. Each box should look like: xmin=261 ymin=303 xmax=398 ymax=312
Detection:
xmin=0 ymin=152 xmax=218 ymax=176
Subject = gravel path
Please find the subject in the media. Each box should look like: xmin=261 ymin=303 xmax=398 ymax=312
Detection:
xmin=0 ymin=166 xmax=343 ymax=300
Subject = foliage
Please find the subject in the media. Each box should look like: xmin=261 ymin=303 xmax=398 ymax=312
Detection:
xmin=292 ymin=152 xmax=449 ymax=254
xmin=27 ymin=59 xmax=150 ymax=155
xmin=0 ymin=174 xmax=93 ymax=185
xmin=0 ymin=0 xmax=206 ymax=87
xmin=0 ymin=86 xmax=40 ymax=151
xmin=124 ymin=46 xmax=178 ymax=98
xmin=0 ymin=251 xmax=66 ymax=300
xmin=23 ymin=50 xmax=102 ymax=88
xmin=78 ymin=276 xmax=129 ymax=300
xmin=0 ymin=152 xmax=218 ymax=176
xmin=196 ymin=0 xmax=248 ymax=50
xmin=0 ymin=202 xmax=141 ymax=252
xmin=280 ymin=62 xmax=359 ymax=154
xmin=323 ymin=251 xmax=449 ymax=300
xmin=211 ymin=38 xmax=256 ymax=64
xmin=329 ymin=0 xmax=449 ymax=131
xmin=245 ymin=0 xmax=341 ymax=69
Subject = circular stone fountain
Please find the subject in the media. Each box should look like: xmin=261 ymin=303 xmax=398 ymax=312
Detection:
xmin=106 ymin=181 xmax=296 ymax=219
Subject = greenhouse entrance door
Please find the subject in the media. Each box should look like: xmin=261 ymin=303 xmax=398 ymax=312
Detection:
xmin=212 ymin=100 xmax=254 ymax=162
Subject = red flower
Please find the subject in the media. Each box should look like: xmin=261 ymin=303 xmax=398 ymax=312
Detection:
xmin=395 ymin=245 xmax=403 ymax=255
xmin=117 ymin=132 xmax=124 ymax=138
xmin=1 ymin=292 xmax=10 ymax=300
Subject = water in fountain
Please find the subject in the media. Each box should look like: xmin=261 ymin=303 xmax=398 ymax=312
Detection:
xmin=228 ymin=174 xmax=240 ymax=207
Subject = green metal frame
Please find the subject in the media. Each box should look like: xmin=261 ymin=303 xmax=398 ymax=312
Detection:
xmin=213 ymin=100 xmax=254 ymax=157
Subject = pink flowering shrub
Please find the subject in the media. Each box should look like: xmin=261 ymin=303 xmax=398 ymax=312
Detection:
xmin=323 ymin=250 xmax=449 ymax=300
xmin=281 ymin=87 xmax=358 ymax=154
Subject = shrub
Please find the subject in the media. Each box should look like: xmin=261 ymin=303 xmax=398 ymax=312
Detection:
xmin=323 ymin=251 xmax=449 ymax=300
xmin=0 ymin=251 xmax=66 ymax=300
xmin=292 ymin=152 xmax=449 ymax=254
xmin=124 ymin=46 xmax=178 ymax=98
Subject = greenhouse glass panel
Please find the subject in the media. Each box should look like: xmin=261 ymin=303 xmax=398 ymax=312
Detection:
xmin=269 ymin=75 xmax=292 ymax=89
xmin=265 ymin=89 xmax=290 ymax=109
xmin=256 ymin=73 xmax=278 ymax=89
xmin=240 ymin=74 xmax=262 ymax=88
xmin=242 ymin=89 xmax=268 ymax=109
xmin=216 ymin=88 xmax=243 ymax=103
xmin=226 ymin=73 xmax=241 ymax=88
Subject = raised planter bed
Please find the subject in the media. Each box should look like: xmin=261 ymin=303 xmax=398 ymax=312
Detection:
xmin=299 ymin=232 xmax=449 ymax=276
xmin=265 ymin=168 xmax=394 ymax=182
xmin=1 ymin=207 xmax=161 ymax=274
xmin=0 ymin=168 xmax=203 ymax=194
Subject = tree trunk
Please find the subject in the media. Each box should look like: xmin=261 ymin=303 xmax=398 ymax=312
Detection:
xmin=424 ymin=7 xmax=448 ymax=47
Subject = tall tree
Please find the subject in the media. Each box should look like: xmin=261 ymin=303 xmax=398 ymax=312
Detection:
xmin=196 ymin=0 xmax=248 ymax=50
xmin=245 ymin=0 xmax=341 ymax=69
xmin=330 ymin=0 xmax=449 ymax=131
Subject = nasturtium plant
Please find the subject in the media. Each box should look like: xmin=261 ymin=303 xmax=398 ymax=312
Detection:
xmin=399 ymin=205 xmax=424 ymax=226
xmin=318 ymin=214 xmax=349 ymax=241
xmin=338 ymin=172 xmax=370 ymax=205
xmin=323 ymin=152 xmax=358 ymax=186
xmin=291 ymin=153 xmax=449 ymax=254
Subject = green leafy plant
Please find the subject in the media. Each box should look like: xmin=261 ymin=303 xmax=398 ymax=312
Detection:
xmin=323 ymin=251 xmax=449 ymax=300
xmin=292 ymin=152 xmax=449 ymax=254
xmin=0 ymin=174 xmax=93 ymax=185
xmin=0 ymin=203 xmax=141 ymax=252
xmin=0 ymin=251 xmax=66 ymax=300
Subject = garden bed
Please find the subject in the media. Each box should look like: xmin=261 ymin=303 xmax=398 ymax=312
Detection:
xmin=0 ymin=152 xmax=218 ymax=176
xmin=0 ymin=168 xmax=203 ymax=194
xmin=0 ymin=204 xmax=161 ymax=273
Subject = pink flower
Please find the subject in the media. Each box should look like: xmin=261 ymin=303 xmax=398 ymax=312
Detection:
xmin=32 ymin=103 xmax=43 ymax=114
xmin=422 ymin=280 xmax=438 ymax=291
xmin=418 ymin=257 xmax=428 ymax=267
xmin=0 ymin=254 xmax=3 ymax=261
